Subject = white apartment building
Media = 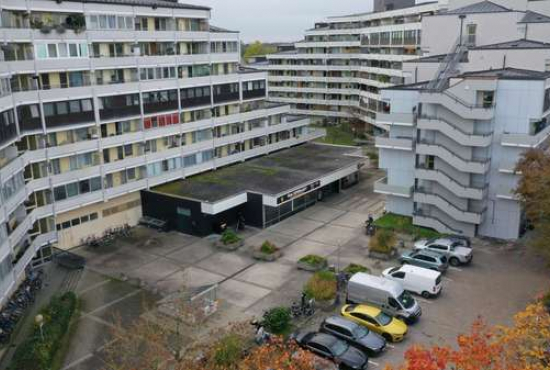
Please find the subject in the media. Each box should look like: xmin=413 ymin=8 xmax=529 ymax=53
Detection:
xmin=0 ymin=0 xmax=321 ymax=304
xmin=263 ymin=1 xmax=439 ymax=132
xmin=376 ymin=0 xmax=550 ymax=239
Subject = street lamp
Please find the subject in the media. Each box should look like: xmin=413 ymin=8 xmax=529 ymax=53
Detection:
xmin=35 ymin=314 xmax=44 ymax=341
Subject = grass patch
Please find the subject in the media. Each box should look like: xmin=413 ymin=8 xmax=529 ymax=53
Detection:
xmin=374 ymin=213 xmax=442 ymax=239
xmin=9 ymin=292 xmax=79 ymax=370
xmin=314 ymin=123 xmax=356 ymax=146
xmin=298 ymin=255 xmax=327 ymax=266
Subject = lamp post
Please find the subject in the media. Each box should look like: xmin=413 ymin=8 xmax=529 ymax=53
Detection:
xmin=35 ymin=314 xmax=44 ymax=341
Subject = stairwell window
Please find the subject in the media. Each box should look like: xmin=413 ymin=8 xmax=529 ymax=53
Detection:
xmin=466 ymin=24 xmax=477 ymax=46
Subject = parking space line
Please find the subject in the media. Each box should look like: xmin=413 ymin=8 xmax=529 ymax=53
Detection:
xmin=443 ymin=277 xmax=454 ymax=282
xmin=417 ymin=297 xmax=433 ymax=304
xmin=449 ymin=266 xmax=463 ymax=272
xmin=368 ymin=360 xmax=380 ymax=367
xmin=386 ymin=344 xmax=396 ymax=349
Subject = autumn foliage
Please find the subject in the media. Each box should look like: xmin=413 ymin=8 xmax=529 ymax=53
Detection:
xmin=385 ymin=302 xmax=550 ymax=370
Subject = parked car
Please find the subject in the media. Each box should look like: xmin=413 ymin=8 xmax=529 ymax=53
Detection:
xmin=446 ymin=235 xmax=472 ymax=248
xmin=399 ymin=249 xmax=449 ymax=272
xmin=414 ymin=237 xmax=473 ymax=266
xmin=382 ymin=265 xmax=442 ymax=298
xmin=320 ymin=316 xmax=386 ymax=355
xmin=346 ymin=272 xmax=421 ymax=323
xmin=292 ymin=331 xmax=369 ymax=370
xmin=341 ymin=304 xmax=407 ymax=343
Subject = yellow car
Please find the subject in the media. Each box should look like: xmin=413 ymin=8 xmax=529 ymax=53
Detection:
xmin=341 ymin=304 xmax=408 ymax=342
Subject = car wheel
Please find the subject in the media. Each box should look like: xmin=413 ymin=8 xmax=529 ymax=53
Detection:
xmin=421 ymin=291 xmax=431 ymax=299
xmin=450 ymin=257 xmax=460 ymax=267
xmin=382 ymin=333 xmax=393 ymax=342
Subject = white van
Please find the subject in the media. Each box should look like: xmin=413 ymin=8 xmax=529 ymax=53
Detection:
xmin=382 ymin=265 xmax=442 ymax=298
xmin=347 ymin=272 xmax=422 ymax=323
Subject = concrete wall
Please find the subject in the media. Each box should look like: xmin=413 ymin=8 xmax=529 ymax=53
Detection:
xmin=467 ymin=48 xmax=550 ymax=73
xmin=386 ymin=195 xmax=414 ymax=215
xmin=374 ymin=0 xmax=415 ymax=12
xmin=56 ymin=192 xmax=142 ymax=250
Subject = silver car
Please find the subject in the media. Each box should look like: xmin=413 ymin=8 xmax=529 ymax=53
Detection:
xmin=414 ymin=237 xmax=473 ymax=266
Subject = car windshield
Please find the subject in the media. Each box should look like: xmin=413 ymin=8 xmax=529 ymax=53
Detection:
xmin=352 ymin=325 xmax=370 ymax=338
xmin=398 ymin=291 xmax=415 ymax=309
xmin=375 ymin=312 xmax=392 ymax=326
xmin=388 ymin=266 xmax=400 ymax=274
xmin=331 ymin=340 xmax=349 ymax=357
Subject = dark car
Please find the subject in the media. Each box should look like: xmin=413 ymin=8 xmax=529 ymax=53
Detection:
xmin=320 ymin=316 xmax=386 ymax=356
xmin=293 ymin=331 xmax=369 ymax=370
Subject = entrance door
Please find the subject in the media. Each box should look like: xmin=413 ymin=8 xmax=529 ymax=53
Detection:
xmin=176 ymin=207 xmax=194 ymax=234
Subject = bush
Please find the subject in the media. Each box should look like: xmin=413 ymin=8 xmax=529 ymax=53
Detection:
xmin=9 ymin=292 xmax=78 ymax=370
xmin=213 ymin=333 xmax=245 ymax=367
xmin=260 ymin=240 xmax=278 ymax=255
xmin=542 ymin=292 xmax=550 ymax=307
xmin=298 ymin=255 xmax=327 ymax=266
xmin=343 ymin=263 xmax=371 ymax=275
xmin=369 ymin=229 xmax=396 ymax=254
xmin=304 ymin=271 xmax=337 ymax=302
xmin=221 ymin=229 xmax=241 ymax=245
xmin=262 ymin=307 xmax=292 ymax=335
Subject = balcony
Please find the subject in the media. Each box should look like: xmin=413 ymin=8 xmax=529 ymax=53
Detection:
xmin=374 ymin=177 xmax=413 ymax=198
xmin=415 ymin=166 xmax=486 ymax=200
xmin=420 ymin=91 xmax=494 ymax=120
xmin=375 ymin=136 xmax=414 ymax=151
xmin=416 ymin=141 xmax=490 ymax=174
xmin=501 ymin=123 xmax=550 ymax=148
xmin=375 ymin=112 xmax=414 ymax=126
xmin=417 ymin=116 xmax=492 ymax=147
xmin=414 ymin=189 xmax=484 ymax=224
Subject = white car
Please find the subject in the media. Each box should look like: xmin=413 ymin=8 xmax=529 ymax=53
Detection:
xmin=414 ymin=237 xmax=473 ymax=266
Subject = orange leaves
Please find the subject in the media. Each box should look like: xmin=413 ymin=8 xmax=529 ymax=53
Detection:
xmin=387 ymin=302 xmax=550 ymax=370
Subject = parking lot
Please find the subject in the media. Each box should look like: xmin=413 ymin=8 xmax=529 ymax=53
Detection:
xmin=59 ymin=168 xmax=549 ymax=369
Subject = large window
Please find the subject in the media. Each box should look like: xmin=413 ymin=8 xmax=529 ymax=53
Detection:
xmin=53 ymin=177 xmax=102 ymax=202
xmin=87 ymin=14 xmax=134 ymax=30
xmin=99 ymin=93 xmax=140 ymax=119
xmin=43 ymin=98 xmax=94 ymax=128
xmin=1 ymin=171 xmax=24 ymax=201
xmin=36 ymin=42 xmax=89 ymax=59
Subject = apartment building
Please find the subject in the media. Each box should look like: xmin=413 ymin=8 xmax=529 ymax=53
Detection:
xmin=0 ymin=0 xmax=321 ymax=303
xmin=263 ymin=0 xmax=438 ymax=132
xmin=376 ymin=0 xmax=550 ymax=239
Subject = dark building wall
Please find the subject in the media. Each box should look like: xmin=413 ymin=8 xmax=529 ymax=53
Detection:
xmin=373 ymin=0 xmax=415 ymax=12
xmin=243 ymin=192 xmax=264 ymax=228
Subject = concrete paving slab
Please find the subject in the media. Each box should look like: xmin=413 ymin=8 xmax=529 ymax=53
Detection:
xmin=330 ymin=211 xmax=368 ymax=228
xmin=165 ymin=239 xmax=217 ymax=264
xmin=128 ymin=257 xmax=184 ymax=283
xmin=62 ymin=317 xmax=112 ymax=370
xmin=281 ymin=239 xmax=340 ymax=263
xmin=79 ymin=280 xmax=139 ymax=314
xmin=245 ymin=230 xmax=298 ymax=250
xmin=217 ymin=279 xmax=272 ymax=309
xmin=75 ymin=269 xmax=110 ymax=294
xmin=305 ymin=224 xmax=358 ymax=247
xmin=234 ymin=262 xmax=295 ymax=290
xmin=156 ymin=266 xmax=225 ymax=294
xmin=299 ymin=204 xmax=347 ymax=223
xmin=84 ymin=249 xmax=153 ymax=277
xmin=94 ymin=290 xmax=158 ymax=327
xmin=196 ymin=252 xmax=255 ymax=277
xmin=268 ymin=217 xmax=323 ymax=238
xmin=63 ymin=353 xmax=106 ymax=370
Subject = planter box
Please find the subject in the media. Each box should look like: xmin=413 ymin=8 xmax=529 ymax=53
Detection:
xmin=316 ymin=299 xmax=336 ymax=312
xmin=253 ymin=250 xmax=282 ymax=262
xmin=368 ymin=248 xmax=398 ymax=261
xmin=297 ymin=260 xmax=328 ymax=272
xmin=215 ymin=239 xmax=244 ymax=251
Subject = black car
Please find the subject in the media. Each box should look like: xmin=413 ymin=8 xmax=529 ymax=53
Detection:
xmin=320 ymin=316 xmax=386 ymax=356
xmin=293 ymin=331 xmax=369 ymax=370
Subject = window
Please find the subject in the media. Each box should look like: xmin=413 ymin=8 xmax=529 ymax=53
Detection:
xmin=392 ymin=272 xmax=405 ymax=279
xmin=47 ymin=44 xmax=58 ymax=58
xmin=177 ymin=207 xmax=191 ymax=216
xmin=90 ymin=213 xmax=98 ymax=221
xmin=466 ymin=24 xmax=477 ymax=46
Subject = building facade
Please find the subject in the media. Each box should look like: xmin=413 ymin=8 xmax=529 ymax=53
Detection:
xmin=376 ymin=0 xmax=550 ymax=239
xmin=0 ymin=0 xmax=321 ymax=304
xmin=263 ymin=1 xmax=438 ymax=132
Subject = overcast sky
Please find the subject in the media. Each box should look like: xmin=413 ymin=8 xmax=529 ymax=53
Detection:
xmin=183 ymin=0 xmax=380 ymax=43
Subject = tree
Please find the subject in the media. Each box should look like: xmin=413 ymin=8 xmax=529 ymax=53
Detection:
xmin=514 ymin=148 xmax=550 ymax=260
xmin=384 ymin=301 xmax=550 ymax=370
xmin=243 ymin=41 xmax=277 ymax=61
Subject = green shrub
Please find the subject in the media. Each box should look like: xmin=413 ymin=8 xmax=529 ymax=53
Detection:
xmin=221 ymin=229 xmax=241 ymax=245
xmin=9 ymin=292 xmax=78 ymax=370
xmin=369 ymin=229 xmax=396 ymax=254
xmin=304 ymin=271 xmax=337 ymax=302
xmin=343 ymin=263 xmax=371 ymax=275
xmin=542 ymin=292 xmax=550 ymax=307
xmin=298 ymin=255 xmax=327 ymax=266
xmin=213 ymin=333 xmax=245 ymax=367
xmin=260 ymin=240 xmax=278 ymax=255
xmin=262 ymin=307 xmax=291 ymax=335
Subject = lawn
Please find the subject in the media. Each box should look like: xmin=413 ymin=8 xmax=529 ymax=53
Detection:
xmin=314 ymin=124 xmax=357 ymax=146
xmin=374 ymin=213 xmax=442 ymax=239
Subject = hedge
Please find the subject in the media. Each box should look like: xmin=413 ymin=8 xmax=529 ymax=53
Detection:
xmin=9 ymin=292 xmax=78 ymax=370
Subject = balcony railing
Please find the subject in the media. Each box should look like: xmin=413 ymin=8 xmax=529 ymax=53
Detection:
xmin=374 ymin=177 xmax=413 ymax=198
